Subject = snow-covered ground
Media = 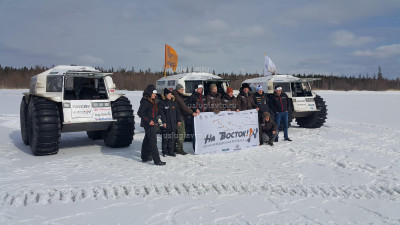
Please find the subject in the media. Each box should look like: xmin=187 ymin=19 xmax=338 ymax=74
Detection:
xmin=0 ymin=89 xmax=399 ymax=224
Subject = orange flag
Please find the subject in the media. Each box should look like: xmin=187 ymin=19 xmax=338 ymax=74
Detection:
xmin=165 ymin=44 xmax=178 ymax=73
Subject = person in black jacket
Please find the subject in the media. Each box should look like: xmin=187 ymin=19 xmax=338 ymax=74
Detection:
xmin=137 ymin=85 xmax=166 ymax=166
xmin=206 ymin=83 xmax=222 ymax=114
xmin=158 ymin=88 xmax=181 ymax=157
xmin=253 ymin=85 xmax=271 ymax=123
xmin=269 ymin=85 xmax=292 ymax=142
xmin=189 ymin=84 xmax=206 ymax=113
xmin=237 ymin=83 xmax=258 ymax=111
xmin=189 ymin=84 xmax=206 ymax=151
xmin=259 ymin=112 xmax=278 ymax=146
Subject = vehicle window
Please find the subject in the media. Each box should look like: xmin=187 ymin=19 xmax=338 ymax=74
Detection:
xmin=291 ymin=82 xmax=313 ymax=97
xmin=64 ymin=76 xmax=74 ymax=90
xmin=273 ymin=82 xmax=291 ymax=93
xmin=157 ymin=81 xmax=165 ymax=86
xmin=304 ymin=82 xmax=312 ymax=92
xmin=185 ymin=81 xmax=202 ymax=94
xmin=203 ymin=81 xmax=224 ymax=96
xmin=46 ymin=76 xmax=63 ymax=92
xmin=30 ymin=76 xmax=37 ymax=93
xmin=168 ymin=80 xmax=175 ymax=86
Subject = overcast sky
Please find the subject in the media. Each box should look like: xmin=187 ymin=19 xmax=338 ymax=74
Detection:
xmin=1 ymin=0 xmax=399 ymax=79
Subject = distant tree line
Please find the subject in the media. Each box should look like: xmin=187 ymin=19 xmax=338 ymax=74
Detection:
xmin=296 ymin=67 xmax=400 ymax=91
xmin=0 ymin=65 xmax=399 ymax=91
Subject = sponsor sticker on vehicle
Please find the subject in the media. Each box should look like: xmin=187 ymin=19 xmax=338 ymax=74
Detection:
xmin=93 ymin=107 xmax=113 ymax=121
xmin=71 ymin=101 xmax=93 ymax=118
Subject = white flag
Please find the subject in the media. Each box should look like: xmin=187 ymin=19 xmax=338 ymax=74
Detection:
xmin=264 ymin=55 xmax=276 ymax=76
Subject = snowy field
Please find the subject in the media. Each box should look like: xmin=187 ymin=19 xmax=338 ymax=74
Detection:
xmin=0 ymin=89 xmax=400 ymax=224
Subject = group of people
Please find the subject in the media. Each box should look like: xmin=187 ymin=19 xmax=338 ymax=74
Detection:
xmin=137 ymin=83 xmax=292 ymax=166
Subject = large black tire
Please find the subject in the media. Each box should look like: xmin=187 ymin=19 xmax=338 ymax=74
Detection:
xmin=27 ymin=97 xmax=61 ymax=155
xmin=20 ymin=96 xmax=29 ymax=145
xmin=103 ymin=96 xmax=135 ymax=148
xmin=87 ymin=131 xmax=103 ymax=140
xmin=296 ymin=95 xmax=328 ymax=128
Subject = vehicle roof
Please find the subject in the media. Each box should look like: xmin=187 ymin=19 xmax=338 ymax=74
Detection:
xmin=243 ymin=74 xmax=301 ymax=84
xmin=158 ymin=72 xmax=222 ymax=81
xmin=36 ymin=65 xmax=102 ymax=77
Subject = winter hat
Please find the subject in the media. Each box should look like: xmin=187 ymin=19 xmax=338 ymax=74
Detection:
xmin=263 ymin=112 xmax=271 ymax=120
xmin=143 ymin=84 xmax=156 ymax=97
xmin=226 ymin=87 xmax=233 ymax=93
xmin=176 ymin=84 xmax=184 ymax=90
xmin=197 ymin=84 xmax=204 ymax=89
xmin=275 ymin=85 xmax=283 ymax=91
xmin=256 ymin=85 xmax=263 ymax=92
xmin=164 ymin=88 xmax=172 ymax=95
xmin=241 ymin=83 xmax=250 ymax=89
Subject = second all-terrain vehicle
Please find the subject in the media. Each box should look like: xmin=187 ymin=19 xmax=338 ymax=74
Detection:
xmin=20 ymin=65 xmax=135 ymax=156
xmin=156 ymin=72 xmax=231 ymax=139
xmin=242 ymin=74 xmax=328 ymax=128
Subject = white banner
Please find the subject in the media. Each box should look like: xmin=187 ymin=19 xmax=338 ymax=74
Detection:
xmin=194 ymin=109 xmax=259 ymax=154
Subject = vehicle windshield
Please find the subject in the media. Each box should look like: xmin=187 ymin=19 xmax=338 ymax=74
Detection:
xmin=291 ymin=82 xmax=313 ymax=97
xmin=64 ymin=76 xmax=108 ymax=100
xmin=273 ymin=82 xmax=291 ymax=93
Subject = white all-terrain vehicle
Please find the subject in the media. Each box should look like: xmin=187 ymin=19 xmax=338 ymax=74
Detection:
xmin=156 ymin=72 xmax=230 ymax=96
xmin=242 ymin=74 xmax=327 ymax=128
xmin=156 ymin=72 xmax=231 ymax=139
xmin=20 ymin=65 xmax=135 ymax=155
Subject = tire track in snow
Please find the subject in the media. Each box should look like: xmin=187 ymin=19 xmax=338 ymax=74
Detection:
xmin=283 ymin=121 xmax=400 ymax=183
xmin=325 ymin=120 xmax=400 ymax=155
xmin=1 ymin=183 xmax=400 ymax=207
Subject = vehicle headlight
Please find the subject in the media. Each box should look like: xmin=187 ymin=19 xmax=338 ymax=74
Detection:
xmin=92 ymin=102 xmax=111 ymax=107
xmin=292 ymin=99 xmax=296 ymax=102
xmin=63 ymin=103 xmax=71 ymax=108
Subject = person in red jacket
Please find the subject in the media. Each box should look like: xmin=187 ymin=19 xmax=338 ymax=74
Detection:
xmin=269 ymin=85 xmax=292 ymax=142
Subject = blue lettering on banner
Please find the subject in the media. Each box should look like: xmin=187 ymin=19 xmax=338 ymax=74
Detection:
xmin=204 ymin=134 xmax=216 ymax=144
xmin=219 ymin=131 xmax=246 ymax=140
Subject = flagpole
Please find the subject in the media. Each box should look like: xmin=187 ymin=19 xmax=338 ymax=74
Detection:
xmin=164 ymin=44 xmax=167 ymax=77
xmin=263 ymin=52 xmax=266 ymax=76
